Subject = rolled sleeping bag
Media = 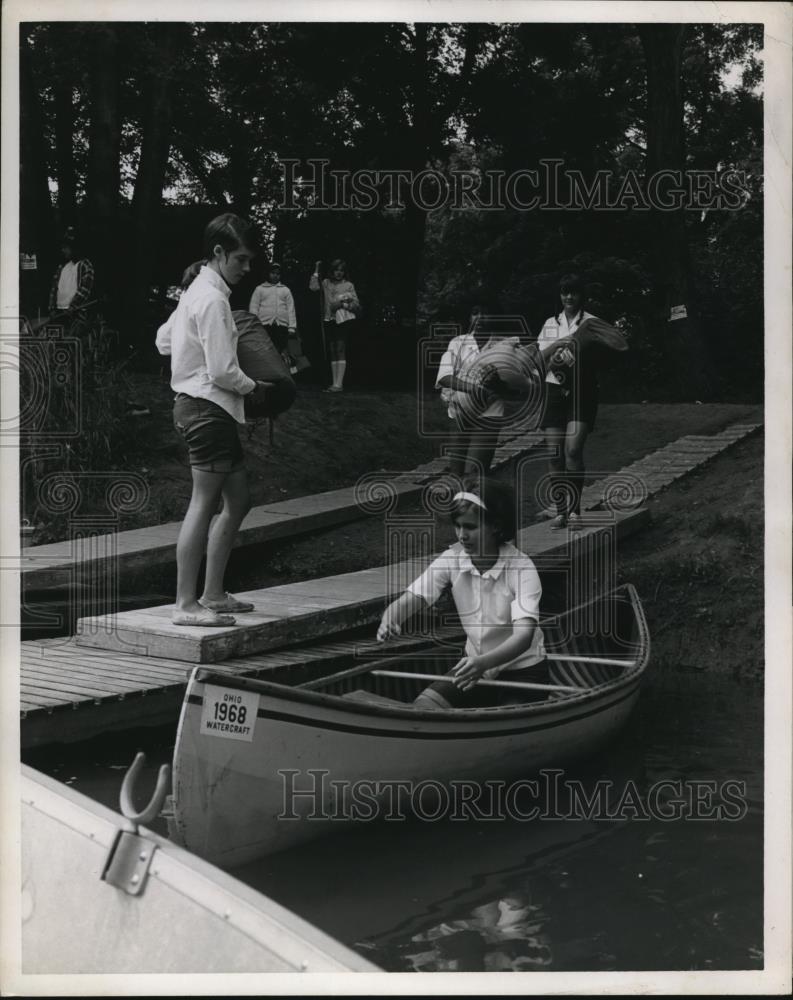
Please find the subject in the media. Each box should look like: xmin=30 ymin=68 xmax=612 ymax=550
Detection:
xmin=544 ymin=317 xmax=628 ymax=381
xmin=232 ymin=310 xmax=297 ymax=419
xmin=465 ymin=338 xmax=544 ymax=395
xmin=572 ymin=316 xmax=628 ymax=353
xmin=454 ymin=337 xmax=544 ymax=426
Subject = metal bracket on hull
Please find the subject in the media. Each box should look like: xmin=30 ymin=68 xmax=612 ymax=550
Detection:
xmin=102 ymin=751 xmax=171 ymax=896
xmin=102 ymin=829 xmax=156 ymax=896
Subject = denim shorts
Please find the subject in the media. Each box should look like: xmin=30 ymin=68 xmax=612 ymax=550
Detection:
xmin=173 ymin=394 xmax=244 ymax=473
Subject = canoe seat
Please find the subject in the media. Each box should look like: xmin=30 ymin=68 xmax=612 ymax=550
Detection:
xmin=343 ymin=689 xmax=409 ymax=708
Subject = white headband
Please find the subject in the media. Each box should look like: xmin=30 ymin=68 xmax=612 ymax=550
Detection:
xmin=453 ymin=491 xmax=487 ymax=511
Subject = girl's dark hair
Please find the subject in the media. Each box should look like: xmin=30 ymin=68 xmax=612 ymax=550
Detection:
xmin=329 ymin=258 xmax=347 ymax=277
xmin=203 ymin=213 xmax=259 ymax=259
xmin=470 ymin=303 xmax=500 ymax=350
xmin=559 ymin=273 xmax=585 ymax=299
xmin=450 ymin=476 xmax=517 ymax=544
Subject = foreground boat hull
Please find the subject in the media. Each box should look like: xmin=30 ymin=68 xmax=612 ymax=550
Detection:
xmin=19 ymin=766 xmax=378 ymax=974
xmin=170 ymin=585 xmax=650 ymax=867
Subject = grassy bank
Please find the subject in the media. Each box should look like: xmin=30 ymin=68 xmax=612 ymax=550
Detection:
xmin=616 ymin=432 xmax=763 ymax=681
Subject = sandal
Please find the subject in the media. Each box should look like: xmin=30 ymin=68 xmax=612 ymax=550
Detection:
xmin=172 ymin=610 xmax=237 ymax=627
xmin=199 ymin=593 xmax=255 ymax=613
xmin=323 ymin=385 xmax=343 ymax=393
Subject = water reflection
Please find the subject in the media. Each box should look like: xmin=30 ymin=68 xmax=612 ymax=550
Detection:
xmin=398 ymin=892 xmax=552 ymax=972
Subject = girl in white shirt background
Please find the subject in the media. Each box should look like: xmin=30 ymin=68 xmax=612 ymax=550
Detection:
xmin=156 ymin=213 xmax=271 ymax=627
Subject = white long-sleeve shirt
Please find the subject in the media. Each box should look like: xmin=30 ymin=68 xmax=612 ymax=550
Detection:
xmin=249 ymin=281 xmax=297 ymax=331
xmin=155 ymin=265 xmax=255 ymax=424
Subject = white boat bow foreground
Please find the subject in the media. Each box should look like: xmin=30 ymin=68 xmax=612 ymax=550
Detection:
xmin=20 ymin=764 xmax=378 ymax=974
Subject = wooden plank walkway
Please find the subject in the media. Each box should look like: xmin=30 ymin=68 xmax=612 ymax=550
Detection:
xmin=20 ymin=419 xmax=761 ymax=746
xmin=579 ymin=423 xmax=762 ymax=509
xmin=20 ymin=626 xmax=462 ymax=749
xmin=20 ymin=426 xmax=543 ymax=592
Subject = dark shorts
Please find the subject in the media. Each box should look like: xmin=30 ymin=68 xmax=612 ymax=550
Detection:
xmin=327 ymin=318 xmax=357 ymax=345
xmin=539 ymin=381 xmax=598 ymax=432
xmin=173 ymin=394 xmax=244 ymax=473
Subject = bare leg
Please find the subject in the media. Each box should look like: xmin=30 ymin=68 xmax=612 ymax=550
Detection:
xmin=448 ymin=424 xmax=472 ymax=478
xmin=333 ymin=337 xmax=346 ymax=388
xmin=465 ymin=434 xmax=498 ymax=478
xmin=201 ymin=467 xmax=251 ymax=603
xmin=174 ymin=469 xmax=226 ymax=614
xmin=543 ymin=427 xmax=567 ymax=514
xmin=564 ymin=420 xmax=590 ymax=515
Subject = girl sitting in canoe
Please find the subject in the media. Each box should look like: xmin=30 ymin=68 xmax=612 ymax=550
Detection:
xmin=377 ymin=477 xmax=547 ymax=708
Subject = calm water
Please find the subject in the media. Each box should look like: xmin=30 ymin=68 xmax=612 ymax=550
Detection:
xmin=25 ymin=668 xmax=763 ymax=973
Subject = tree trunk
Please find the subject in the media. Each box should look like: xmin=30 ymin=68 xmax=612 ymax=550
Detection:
xmin=20 ymin=34 xmax=56 ymax=314
xmin=398 ymin=23 xmax=431 ymax=331
xmin=639 ymin=24 xmax=714 ymax=400
xmin=85 ymin=24 xmax=122 ymax=313
xmin=53 ymin=77 xmax=77 ymax=227
xmin=128 ymin=26 xmax=181 ymax=342
xmin=229 ymin=139 xmax=253 ymax=218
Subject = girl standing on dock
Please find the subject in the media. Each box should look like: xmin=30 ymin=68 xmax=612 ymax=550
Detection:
xmin=156 ymin=214 xmax=270 ymax=627
xmin=377 ymin=477 xmax=547 ymax=708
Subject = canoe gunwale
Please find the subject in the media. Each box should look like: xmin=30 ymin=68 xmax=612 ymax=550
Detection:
xmin=190 ymin=584 xmax=650 ymax=726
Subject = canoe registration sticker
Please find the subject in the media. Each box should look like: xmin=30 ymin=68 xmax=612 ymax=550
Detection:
xmin=200 ymin=685 xmax=258 ymax=742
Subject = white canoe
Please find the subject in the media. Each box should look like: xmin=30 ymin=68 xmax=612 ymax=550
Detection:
xmin=169 ymin=584 xmax=650 ymax=868
xmin=19 ymin=765 xmax=378 ymax=974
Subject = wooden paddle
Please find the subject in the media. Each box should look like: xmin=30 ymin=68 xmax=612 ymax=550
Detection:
xmin=369 ymin=669 xmax=581 ymax=695
xmin=315 ymin=260 xmax=328 ymax=363
xmin=300 ymin=651 xmax=636 ymax=692
xmin=547 ymin=654 xmax=637 ymax=669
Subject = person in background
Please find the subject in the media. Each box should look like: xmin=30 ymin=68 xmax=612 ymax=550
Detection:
xmin=249 ymin=261 xmax=302 ymax=372
xmin=48 ymin=229 xmax=95 ymax=324
xmin=309 ymin=258 xmax=360 ymax=392
xmin=535 ymin=273 xmax=600 ymax=530
xmin=435 ymin=305 xmax=490 ymax=477
xmin=155 ymin=213 xmax=271 ymax=627
xmin=436 ymin=307 xmax=529 ymax=479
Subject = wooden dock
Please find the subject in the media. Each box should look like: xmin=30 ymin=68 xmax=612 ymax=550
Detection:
xmin=19 ymin=421 xmax=762 ymax=747
xmin=73 ymin=508 xmax=645 ymax=663
xmin=21 ymin=626 xmax=462 ymax=749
